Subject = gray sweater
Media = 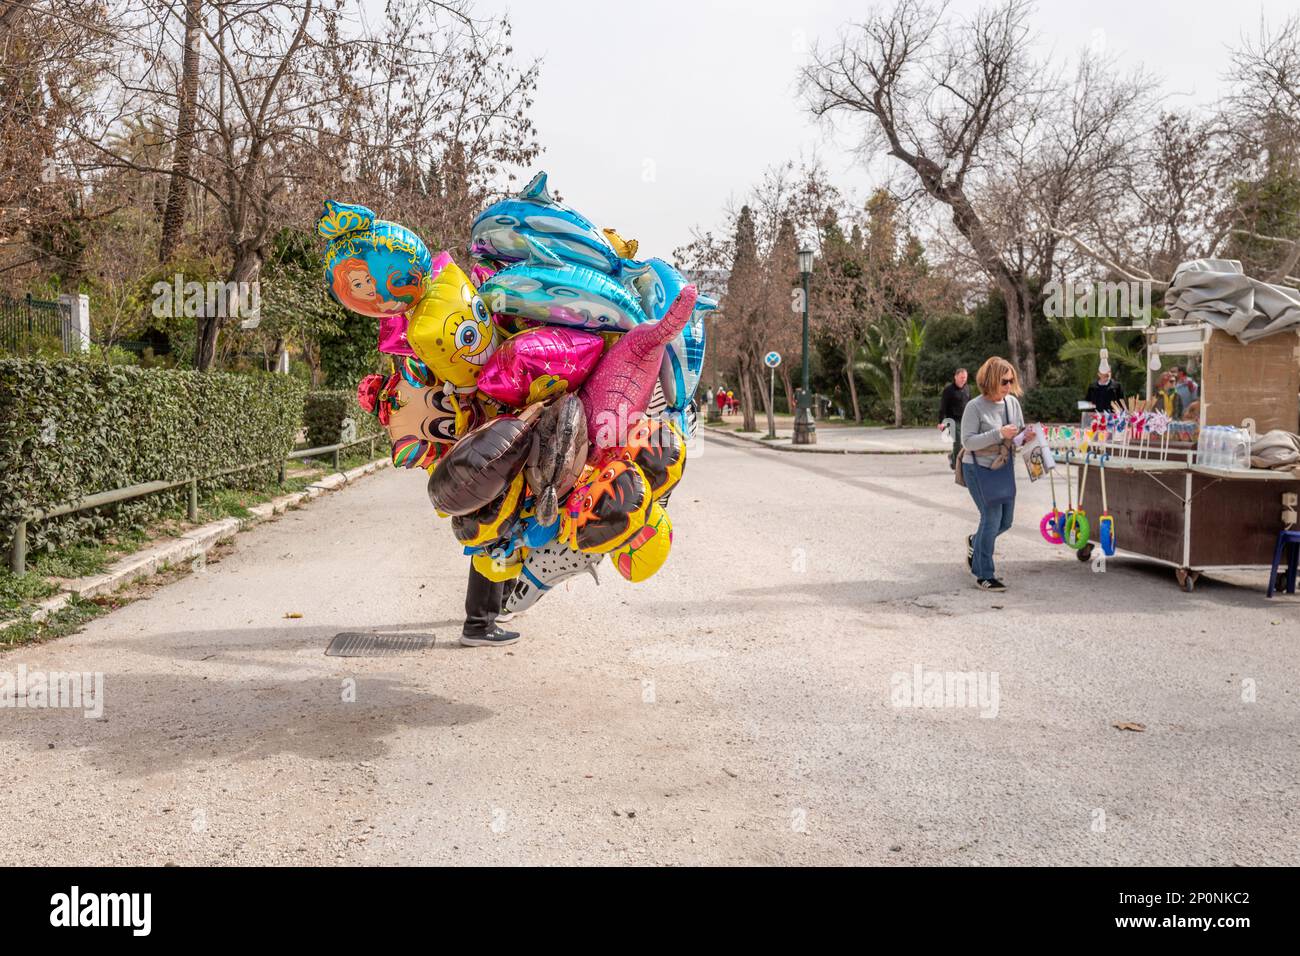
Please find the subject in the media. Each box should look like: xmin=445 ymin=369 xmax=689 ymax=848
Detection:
xmin=961 ymin=395 xmax=1025 ymax=467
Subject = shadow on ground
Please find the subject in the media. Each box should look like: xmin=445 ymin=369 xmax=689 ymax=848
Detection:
xmin=0 ymin=624 xmax=494 ymax=777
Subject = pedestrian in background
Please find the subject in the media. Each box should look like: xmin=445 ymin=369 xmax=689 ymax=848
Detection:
xmin=1172 ymin=366 xmax=1199 ymax=419
xmin=937 ymin=367 xmax=970 ymax=469
xmin=1085 ymin=367 xmax=1124 ymax=414
xmin=960 ymin=356 xmax=1025 ymax=592
xmin=1154 ymin=371 xmax=1175 ymax=416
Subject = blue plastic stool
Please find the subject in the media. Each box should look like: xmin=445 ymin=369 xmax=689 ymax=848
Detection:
xmin=1266 ymin=530 xmax=1300 ymax=598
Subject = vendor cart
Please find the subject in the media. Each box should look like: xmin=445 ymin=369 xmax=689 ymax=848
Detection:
xmin=1049 ymin=315 xmax=1300 ymax=591
xmin=1059 ymin=453 xmax=1300 ymax=591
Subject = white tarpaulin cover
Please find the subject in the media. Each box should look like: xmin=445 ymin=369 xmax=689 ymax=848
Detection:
xmin=1164 ymin=258 xmax=1300 ymax=343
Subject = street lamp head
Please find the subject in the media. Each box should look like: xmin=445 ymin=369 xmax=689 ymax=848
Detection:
xmin=798 ymin=246 xmax=815 ymax=277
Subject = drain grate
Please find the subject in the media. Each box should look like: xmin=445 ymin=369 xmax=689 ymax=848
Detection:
xmin=325 ymin=631 xmax=436 ymax=657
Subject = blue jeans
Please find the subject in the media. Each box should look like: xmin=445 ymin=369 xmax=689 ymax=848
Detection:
xmin=962 ymin=461 xmax=1015 ymax=579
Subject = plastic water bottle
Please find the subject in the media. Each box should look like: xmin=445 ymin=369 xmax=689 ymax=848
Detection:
xmin=1199 ymin=426 xmax=1215 ymax=468
xmin=1205 ymin=426 xmax=1223 ymax=468
xmin=1230 ymin=428 xmax=1252 ymax=470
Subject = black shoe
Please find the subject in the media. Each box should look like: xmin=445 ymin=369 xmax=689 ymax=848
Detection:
xmin=975 ymin=578 xmax=1007 ymax=592
xmin=966 ymin=535 xmax=974 ymax=571
xmin=460 ymin=625 xmax=521 ymax=647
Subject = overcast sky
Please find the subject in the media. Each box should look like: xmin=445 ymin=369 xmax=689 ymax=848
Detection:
xmin=475 ymin=0 xmax=1296 ymax=260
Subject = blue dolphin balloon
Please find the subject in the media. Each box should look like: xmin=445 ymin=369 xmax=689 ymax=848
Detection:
xmin=625 ymin=258 xmax=715 ymax=410
xmin=469 ymin=171 xmax=621 ymax=274
xmin=479 ymin=238 xmax=649 ymax=332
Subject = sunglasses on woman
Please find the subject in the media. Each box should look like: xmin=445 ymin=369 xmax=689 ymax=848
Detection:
xmin=1000 ymin=377 xmax=1014 ymax=385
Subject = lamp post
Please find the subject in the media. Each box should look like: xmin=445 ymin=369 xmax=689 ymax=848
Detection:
xmin=794 ymin=245 xmax=817 ymax=445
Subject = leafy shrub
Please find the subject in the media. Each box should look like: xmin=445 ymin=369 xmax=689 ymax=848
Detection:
xmin=0 ymin=359 xmax=306 ymax=555
xmin=303 ymin=389 xmax=380 ymax=448
xmin=319 ymin=312 xmax=381 ymax=389
xmin=902 ymin=395 xmax=941 ymax=425
xmin=1021 ymin=386 xmax=1080 ymax=424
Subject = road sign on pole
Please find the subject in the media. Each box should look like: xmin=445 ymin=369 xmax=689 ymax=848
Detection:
xmin=764 ymin=353 xmax=780 ymax=439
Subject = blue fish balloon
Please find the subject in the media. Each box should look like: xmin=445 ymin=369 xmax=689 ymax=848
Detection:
xmin=469 ymin=172 xmax=621 ymax=274
xmin=478 ymin=238 xmax=649 ymax=332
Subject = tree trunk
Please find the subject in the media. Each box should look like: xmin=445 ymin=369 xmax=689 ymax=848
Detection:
xmin=159 ymin=0 xmax=201 ymax=264
xmin=738 ymin=360 xmax=758 ymax=432
xmin=196 ymin=245 xmax=262 ymax=370
xmin=922 ymin=177 xmax=1041 ymax=388
xmin=844 ymin=338 xmax=861 ymax=422
xmin=1012 ymin=280 xmax=1038 ymax=389
xmin=779 ymin=365 xmax=795 ymax=417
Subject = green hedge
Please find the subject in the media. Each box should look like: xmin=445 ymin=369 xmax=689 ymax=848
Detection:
xmin=303 ymin=389 xmax=381 ymax=449
xmin=0 ymin=360 xmax=306 ymax=555
xmin=1022 ymin=386 xmax=1080 ymax=424
xmin=902 ymin=395 xmax=940 ymax=426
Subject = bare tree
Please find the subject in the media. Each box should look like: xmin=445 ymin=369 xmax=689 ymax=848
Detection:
xmin=68 ymin=0 xmax=539 ymax=369
xmin=1049 ymin=16 xmax=1300 ymax=289
xmin=803 ymin=0 xmax=1053 ymax=385
xmin=699 ymin=162 xmax=833 ymax=430
xmin=158 ymin=0 xmax=200 ymax=264
xmin=1222 ymin=14 xmax=1300 ymax=284
xmin=0 ymin=0 xmax=120 ymax=280
xmin=813 ymin=216 xmax=872 ymax=421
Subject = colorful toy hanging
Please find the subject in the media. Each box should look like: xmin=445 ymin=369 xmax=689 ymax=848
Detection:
xmin=1098 ymin=454 xmax=1116 ymax=556
xmin=1066 ymin=452 xmax=1092 ymax=551
xmin=1040 ymin=466 xmax=1065 ymax=545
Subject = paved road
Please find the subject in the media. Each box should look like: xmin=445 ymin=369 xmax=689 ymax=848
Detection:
xmin=2 ymin=435 xmax=1297 ymax=865
xmin=708 ymin=415 xmax=954 ymax=453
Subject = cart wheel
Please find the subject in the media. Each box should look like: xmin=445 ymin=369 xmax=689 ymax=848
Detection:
xmin=1076 ymin=544 xmax=1093 ymax=562
xmin=1176 ymin=569 xmax=1197 ymax=593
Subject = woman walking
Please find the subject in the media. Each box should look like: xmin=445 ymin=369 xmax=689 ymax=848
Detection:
xmin=960 ymin=357 xmax=1025 ymax=591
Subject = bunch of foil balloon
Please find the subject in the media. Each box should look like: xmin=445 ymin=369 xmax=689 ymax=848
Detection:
xmin=317 ymin=172 xmax=712 ymax=610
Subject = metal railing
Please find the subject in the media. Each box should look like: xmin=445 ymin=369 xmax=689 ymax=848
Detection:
xmin=8 ymin=434 xmax=383 ymax=575
xmin=0 ymin=293 xmax=72 ymax=353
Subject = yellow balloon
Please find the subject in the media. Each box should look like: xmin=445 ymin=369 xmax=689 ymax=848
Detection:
xmin=406 ymin=262 xmax=499 ymax=389
xmin=601 ymin=227 xmax=639 ymax=260
xmin=610 ymin=503 xmax=672 ymax=582
xmin=472 ymin=551 xmax=524 ymax=582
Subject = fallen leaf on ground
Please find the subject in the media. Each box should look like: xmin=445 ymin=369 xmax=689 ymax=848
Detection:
xmin=1112 ymin=721 xmax=1146 ymax=732
xmin=284 ymin=612 xmax=303 ymax=619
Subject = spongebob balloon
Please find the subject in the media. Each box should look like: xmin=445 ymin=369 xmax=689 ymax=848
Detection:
xmin=406 ymin=259 xmax=500 ymax=390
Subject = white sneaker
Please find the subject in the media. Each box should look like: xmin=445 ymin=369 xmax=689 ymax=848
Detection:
xmin=496 ymin=611 xmax=516 ymax=623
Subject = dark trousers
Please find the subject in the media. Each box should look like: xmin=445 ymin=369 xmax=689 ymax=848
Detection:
xmin=949 ymin=437 xmax=960 ymax=469
xmin=463 ymin=562 xmax=504 ymax=637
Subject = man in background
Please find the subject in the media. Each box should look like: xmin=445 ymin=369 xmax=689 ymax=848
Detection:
xmin=1172 ymin=365 xmax=1199 ymax=418
xmin=1086 ymin=367 xmax=1125 ymax=414
xmin=938 ymin=367 xmax=970 ymax=469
